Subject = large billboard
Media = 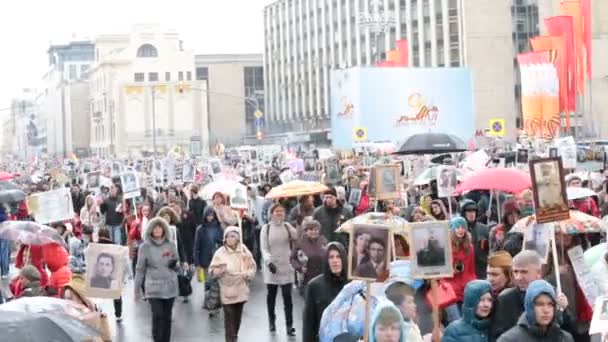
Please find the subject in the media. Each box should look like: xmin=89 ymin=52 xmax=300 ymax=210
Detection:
xmin=330 ymin=67 xmax=476 ymax=149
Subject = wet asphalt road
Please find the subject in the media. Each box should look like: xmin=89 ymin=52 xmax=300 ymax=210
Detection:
xmin=1 ymin=269 xmax=304 ymax=342
xmin=98 ymin=275 xmax=304 ymax=342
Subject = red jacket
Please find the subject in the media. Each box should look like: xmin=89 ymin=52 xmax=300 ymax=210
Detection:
xmin=573 ymin=198 xmax=599 ymax=217
xmin=42 ymin=243 xmax=71 ymax=297
xmin=445 ymin=245 xmax=477 ymax=302
xmin=15 ymin=244 xmax=48 ymax=287
xmin=355 ymin=193 xmax=370 ymax=216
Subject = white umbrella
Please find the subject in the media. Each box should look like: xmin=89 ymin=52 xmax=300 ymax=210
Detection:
xmin=566 ymin=187 xmax=597 ymax=200
xmin=201 ymin=180 xmax=243 ymax=200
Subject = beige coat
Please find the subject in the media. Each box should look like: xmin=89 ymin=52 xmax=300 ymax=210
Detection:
xmin=209 ymin=226 xmax=257 ymax=305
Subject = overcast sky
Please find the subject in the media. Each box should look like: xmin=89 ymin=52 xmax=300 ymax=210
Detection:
xmin=0 ymin=0 xmax=273 ymax=112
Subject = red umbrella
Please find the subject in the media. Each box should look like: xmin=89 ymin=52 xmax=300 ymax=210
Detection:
xmin=454 ymin=167 xmax=532 ymax=194
xmin=0 ymin=171 xmax=16 ymax=180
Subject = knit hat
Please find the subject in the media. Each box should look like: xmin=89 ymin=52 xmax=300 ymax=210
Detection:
xmin=302 ymin=217 xmax=321 ymax=231
xmin=450 ymin=216 xmax=467 ymax=231
xmin=20 ymin=265 xmax=41 ymax=282
xmin=488 ymin=251 xmax=513 ymax=268
xmin=323 ymin=186 xmax=337 ymax=198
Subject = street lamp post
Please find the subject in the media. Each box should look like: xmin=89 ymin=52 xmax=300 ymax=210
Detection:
xmin=357 ymin=0 xmax=396 ymax=64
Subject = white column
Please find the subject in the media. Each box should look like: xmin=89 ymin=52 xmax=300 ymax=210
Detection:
xmin=457 ymin=0 xmax=464 ymax=66
xmin=394 ymin=0 xmax=401 ymax=41
xmin=429 ymin=0 xmax=437 ymax=66
xmin=295 ymin=0 xmax=302 ymax=120
xmin=336 ymin=0 xmax=342 ymax=68
xmin=346 ymin=0 xmax=352 ymax=66
xmin=417 ymin=0 xmax=425 ymax=67
xmin=405 ymin=0 xmax=413 ymax=66
xmin=314 ymin=0 xmax=321 ymax=118
xmin=364 ymin=0 xmax=371 ymax=65
xmin=355 ymin=0 xmax=362 ymax=66
xmin=441 ymin=0 xmax=450 ymax=67
xmin=286 ymin=1 xmax=293 ymax=123
xmin=273 ymin=7 xmax=280 ymax=123
xmin=384 ymin=0 xmax=391 ymax=52
xmin=280 ymin=1 xmax=287 ymax=121
xmin=307 ymin=0 xmax=314 ymax=119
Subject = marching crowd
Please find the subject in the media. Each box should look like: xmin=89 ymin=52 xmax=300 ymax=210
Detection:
xmin=0 ymin=155 xmax=607 ymax=342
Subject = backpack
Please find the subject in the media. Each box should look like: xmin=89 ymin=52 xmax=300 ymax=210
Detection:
xmin=265 ymin=222 xmax=294 ymax=252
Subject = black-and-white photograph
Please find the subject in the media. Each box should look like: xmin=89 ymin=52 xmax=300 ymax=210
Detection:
xmin=182 ymin=162 xmax=195 ymax=182
xmin=153 ymin=160 xmax=164 ymax=186
xmin=85 ymin=243 xmax=127 ymax=299
xmin=348 ymin=188 xmax=362 ymax=206
xmin=548 ymin=147 xmax=559 ymax=158
xmin=436 ymin=166 xmax=458 ymax=198
xmin=348 ymin=224 xmax=391 ymax=281
xmin=590 ymin=297 xmax=608 ymax=335
xmin=111 ymin=162 xmax=122 ymax=177
xmin=375 ymin=164 xmax=400 ymax=200
xmin=210 ymin=159 xmax=222 ymax=175
xmin=120 ymin=172 xmax=140 ymax=198
xmin=410 ymin=221 xmax=453 ymax=279
xmin=325 ymin=160 xmax=341 ymax=184
xmin=530 ymin=157 xmax=570 ymax=224
xmin=86 ymin=171 xmax=100 ymax=189
xmin=517 ymin=148 xmax=529 ymax=164
xmin=230 ymin=186 xmax=248 ymax=209
xmin=523 ymin=223 xmax=551 ymax=263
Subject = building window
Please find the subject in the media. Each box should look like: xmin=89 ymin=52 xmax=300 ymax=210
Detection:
xmin=69 ymin=65 xmax=77 ymax=80
xmin=136 ymin=44 xmax=158 ymax=58
xmin=196 ymin=67 xmax=208 ymax=80
xmin=80 ymin=64 xmax=90 ymax=75
xmin=149 ymin=72 xmax=159 ymax=82
xmin=134 ymin=73 xmax=145 ymax=82
xmin=165 ymin=72 xmax=171 ymax=81
xmin=178 ymin=71 xmax=184 ymax=81
xmin=186 ymin=71 xmax=192 ymax=81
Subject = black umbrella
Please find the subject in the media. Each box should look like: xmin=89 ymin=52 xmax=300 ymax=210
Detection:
xmin=0 ymin=310 xmax=101 ymax=342
xmin=0 ymin=189 xmax=26 ymax=203
xmin=0 ymin=180 xmax=21 ymax=192
xmin=394 ymin=132 xmax=467 ymax=155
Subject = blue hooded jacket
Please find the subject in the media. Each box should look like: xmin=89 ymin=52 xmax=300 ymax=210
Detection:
xmin=443 ymin=280 xmax=492 ymax=342
xmin=369 ymin=298 xmax=406 ymax=342
xmin=497 ymin=280 xmax=574 ymax=342
xmin=193 ymin=207 xmax=224 ymax=268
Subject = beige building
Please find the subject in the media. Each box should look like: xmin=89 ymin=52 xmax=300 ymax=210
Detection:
xmin=89 ymin=24 xmax=210 ymax=157
xmin=194 ymin=54 xmax=264 ymax=146
xmin=538 ymin=0 xmax=608 ymax=139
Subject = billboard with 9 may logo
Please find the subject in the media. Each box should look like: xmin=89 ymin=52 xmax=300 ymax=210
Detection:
xmin=330 ymin=67 xmax=476 ymax=149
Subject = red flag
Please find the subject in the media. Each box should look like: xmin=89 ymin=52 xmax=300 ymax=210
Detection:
xmin=395 ymin=40 xmax=409 ymax=67
xmin=560 ymin=1 xmax=584 ymax=94
xmin=581 ymin=0 xmax=592 ymax=78
xmin=545 ymin=16 xmax=576 ymax=113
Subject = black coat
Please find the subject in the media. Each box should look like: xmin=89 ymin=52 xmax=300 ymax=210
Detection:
xmin=491 ymin=287 xmax=525 ymax=341
xmin=497 ymin=315 xmax=574 ymax=342
xmin=302 ymin=242 xmax=348 ymax=342
xmin=469 ymin=221 xmax=489 ymax=279
xmin=188 ymin=197 xmax=207 ymax=226
xmin=100 ymin=196 xmax=124 ymax=226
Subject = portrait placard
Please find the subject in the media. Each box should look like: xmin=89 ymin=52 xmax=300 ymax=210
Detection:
xmin=182 ymin=162 xmax=195 ymax=183
xmin=548 ymin=147 xmax=559 ymax=158
xmin=120 ymin=171 xmax=140 ymax=199
xmin=325 ymin=160 xmax=341 ymax=185
xmin=229 ymin=184 xmax=248 ymax=209
xmin=374 ymin=164 xmax=400 ymax=200
xmin=523 ymin=223 xmax=551 ymax=263
xmin=26 ymin=187 xmax=74 ymax=225
xmin=410 ymin=221 xmax=453 ymax=279
xmin=436 ymin=166 xmax=458 ymax=198
xmin=153 ymin=160 xmax=164 ymax=186
xmin=348 ymin=224 xmax=391 ymax=282
xmin=85 ymin=243 xmax=127 ymax=299
xmin=589 ymin=296 xmax=608 ymax=335
xmin=516 ymin=148 xmax=529 ymax=164
xmin=529 ymin=157 xmax=569 ymax=224
xmin=348 ymin=188 xmax=362 ymax=206
xmin=86 ymin=171 xmax=101 ymax=190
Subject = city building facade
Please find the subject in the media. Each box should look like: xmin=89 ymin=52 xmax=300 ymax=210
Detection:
xmin=263 ymin=0 xmax=518 ymax=144
xmin=89 ymin=24 xmax=209 ymax=157
xmin=40 ymin=41 xmax=95 ymax=158
xmin=194 ymin=54 xmax=264 ymax=146
xmin=1 ymin=89 xmax=46 ymax=160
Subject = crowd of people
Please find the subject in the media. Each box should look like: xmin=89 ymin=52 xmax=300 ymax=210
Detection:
xmin=0 ymin=151 xmax=606 ymax=342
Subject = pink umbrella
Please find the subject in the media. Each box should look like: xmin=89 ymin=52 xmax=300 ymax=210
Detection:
xmin=454 ymin=167 xmax=532 ymax=194
xmin=0 ymin=171 xmax=16 ymax=180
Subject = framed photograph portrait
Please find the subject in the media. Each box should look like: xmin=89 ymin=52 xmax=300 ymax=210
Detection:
xmin=210 ymin=158 xmax=222 ymax=175
xmin=85 ymin=243 xmax=127 ymax=299
xmin=348 ymin=188 xmax=362 ymax=206
xmin=348 ymin=224 xmax=391 ymax=282
xmin=517 ymin=148 xmax=529 ymax=164
xmin=182 ymin=162 xmax=195 ymax=183
xmin=589 ymin=296 xmax=608 ymax=335
xmin=153 ymin=160 xmax=164 ymax=186
xmin=523 ymin=223 xmax=551 ymax=263
xmin=436 ymin=166 xmax=458 ymax=198
xmin=529 ymin=157 xmax=570 ymax=224
xmin=393 ymin=232 xmax=411 ymax=260
xmin=86 ymin=171 xmax=101 ymax=190
xmin=548 ymin=147 xmax=559 ymax=158
xmin=325 ymin=160 xmax=341 ymax=184
xmin=374 ymin=164 xmax=401 ymax=200
xmin=410 ymin=221 xmax=453 ymax=279
xmin=229 ymin=184 xmax=249 ymax=209
xmin=120 ymin=172 xmax=140 ymax=199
